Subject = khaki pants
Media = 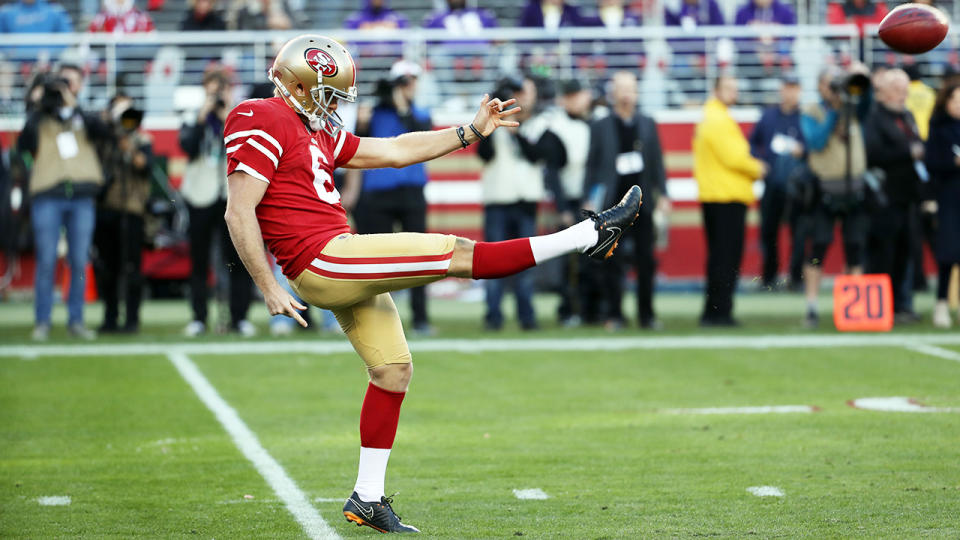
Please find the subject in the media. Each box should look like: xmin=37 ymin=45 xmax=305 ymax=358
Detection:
xmin=291 ymin=232 xmax=458 ymax=369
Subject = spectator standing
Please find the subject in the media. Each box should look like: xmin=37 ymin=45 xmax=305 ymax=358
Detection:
xmin=864 ymin=68 xmax=924 ymax=322
xmin=178 ymin=68 xmax=254 ymax=337
xmin=924 ymin=80 xmax=960 ymax=328
xmin=519 ymin=0 xmax=590 ymax=29
xmin=346 ymin=61 xmax=435 ymax=335
xmin=543 ymin=79 xmax=593 ymax=325
xmin=748 ymin=74 xmax=805 ymax=289
xmin=906 ymin=65 xmax=936 ymax=141
xmin=585 ymin=71 xmax=667 ymax=329
xmin=693 ymin=75 xmax=766 ymax=326
xmin=798 ymin=66 xmax=872 ymax=327
xmin=0 ymin=0 xmax=72 ymax=33
xmin=344 ymin=0 xmax=409 ymax=30
xmin=477 ymin=76 xmax=556 ymax=331
xmin=826 ymin=0 xmax=889 ymax=37
xmin=425 ymin=0 xmax=498 ymax=31
xmin=228 ymin=0 xmax=291 ymax=30
xmin=181 ymin=0 xmax=226 ymax=31
xmin=93 ymin=95 xmax=152 ymax=334
xmin=664 ymin=0 xmax=725 ymax=31
xmin=88 ymin=0 xmax=155 ymax=33
xmin=18 ymin=64 xmax=109 ymax=340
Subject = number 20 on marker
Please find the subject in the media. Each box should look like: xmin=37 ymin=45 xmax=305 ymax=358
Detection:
xmin=833 ymin=274 xmax=894 ymax=332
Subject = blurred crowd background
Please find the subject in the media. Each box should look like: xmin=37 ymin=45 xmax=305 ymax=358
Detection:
xmin=0 ymin=0 xmax=958 ymax=339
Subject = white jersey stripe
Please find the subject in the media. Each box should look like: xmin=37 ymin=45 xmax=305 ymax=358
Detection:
xmin=333 ymin=129 xmax=346 ymax=159
xmin=234 ymin=163 xmax=270 ymax=183
xmin=224 ymin=129 xmax=283 ymax=157
xmin=246 ymin=138 xmax=279 ymax=167
xmin=225 ymin=144 xmax=242 ymax=154
xmin=310 ymin=257 xmax=451 ymax=275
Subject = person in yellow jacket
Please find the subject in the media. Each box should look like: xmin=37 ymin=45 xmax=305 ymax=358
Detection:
xmin=693 ymin=75 xmax=767 ymax=326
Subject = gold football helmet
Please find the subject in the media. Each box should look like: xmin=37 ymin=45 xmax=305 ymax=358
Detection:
xmin=269 ymin=34 xmax=357 ymax=137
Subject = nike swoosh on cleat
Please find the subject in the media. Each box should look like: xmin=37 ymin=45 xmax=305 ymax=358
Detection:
xmin=356 ymin=503 xmax=374 ymax=520
xmin=238 ymin=110 xmax=254 ymax=117
xmin=595 ymin=227 xmax=620 ymax=252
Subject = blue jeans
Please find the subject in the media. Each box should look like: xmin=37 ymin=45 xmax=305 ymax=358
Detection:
xmin=31 ymin=195 xmax=96 ymax=326
xmin=483 ymin=203 xmax=537 ymax=328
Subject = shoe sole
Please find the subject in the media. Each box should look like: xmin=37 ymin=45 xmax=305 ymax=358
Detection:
xmin=601 ymin=210 xmax=640 ymax=259
xmin=344 ymin=511 xmax=388 ymax=533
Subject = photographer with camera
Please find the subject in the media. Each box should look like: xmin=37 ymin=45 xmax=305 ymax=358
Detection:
xmin=798 ymin=65 xmax=872 ymax=328
xmin=18 ymin=63 xmax=109 ymax=340
xmin=92 ymin=94 xmax=153 ymax=334
xmin=864 ymin=68 xmax=925 ymax=323
xmin=179 ymin=67 xmax=255 ymax=337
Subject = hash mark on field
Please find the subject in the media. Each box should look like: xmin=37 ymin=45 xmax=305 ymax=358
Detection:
xmin=746 ymin=486 xmax=784 ymax=497
xmin=903 ymin=343 xmax=960 ymax=364
xmin=848 ymin=396 xmax=960 ymax=413
xmin=513 ymin=488 xmax=549 ymax=500
xmin=37 ymin=495 xmax=71 ymax=506
xmin=168 ymin=352 xmax=339 ymax=540
xmin=662 ymin=405 xmax=817 ymax=415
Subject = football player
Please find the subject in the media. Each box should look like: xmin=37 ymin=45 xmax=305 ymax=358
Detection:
xmin=224 ymin=34 xmax=642 ymax=533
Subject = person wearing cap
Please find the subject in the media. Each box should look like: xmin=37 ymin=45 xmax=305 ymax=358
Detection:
xmin=584 ymin=71 xmax=668 ymax=329
xmin=748 ymin=73 xmax=805 ymax=290
xmin=345 ymin=60 xmax=435 ymax=335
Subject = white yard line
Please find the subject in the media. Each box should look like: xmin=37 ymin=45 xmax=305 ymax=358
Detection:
xmin=5 ymin=333 xmax=960 ymax=358
xmin=746 ymin=486 xmax=784 ymax=497
xmin=902 ymin=343 xmax=960 ymax=364
xmin=36 ymin=495 xmax=71 ymax=506
xmin=662 ymin=405 xmax=817 ymax=415
xmin=167 ymin=352 xmax=340 ymax=540
xmin=513 ymin=488 xmax=550 ymax=500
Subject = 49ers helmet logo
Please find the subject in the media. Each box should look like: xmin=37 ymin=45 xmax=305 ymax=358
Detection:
xmin=305 ymin=48 xmax=338 ymax=77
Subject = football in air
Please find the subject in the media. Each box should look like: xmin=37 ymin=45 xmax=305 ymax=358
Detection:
xmin=878 ymin=3 xmax=950 ymax=54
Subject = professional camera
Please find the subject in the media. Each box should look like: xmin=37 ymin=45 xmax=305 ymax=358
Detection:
xmin=39 ymin=77 xmax=70 ymax=114
xmin=829 ymin=72 xmax=871 ymax=99
xmin=116 ymin=106 xmax=144 ymax=134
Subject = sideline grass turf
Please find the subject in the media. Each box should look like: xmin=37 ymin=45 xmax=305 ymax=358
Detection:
xmin=2 ymin=336 xmax=958 ymax=538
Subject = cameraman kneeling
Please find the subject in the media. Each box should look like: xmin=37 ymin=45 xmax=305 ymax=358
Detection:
xmin=93 ymin=95 xmax=153 ymax=334
xmin=19 ymin=64 xmax=109 ymax=340
xmin=799 ymin=66 xmax=872 ymax=328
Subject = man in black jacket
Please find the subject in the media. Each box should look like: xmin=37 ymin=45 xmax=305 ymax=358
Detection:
xmin=864 ymin=68 xmax=924 ymax=321
xmin=584 ymin=71 xmax=668 ymax=329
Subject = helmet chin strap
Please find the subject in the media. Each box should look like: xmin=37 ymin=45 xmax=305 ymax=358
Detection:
xmin=270 ymin=72 xmax=319 ymax=123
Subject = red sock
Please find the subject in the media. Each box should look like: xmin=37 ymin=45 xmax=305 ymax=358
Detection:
xmin=359 ymin=382 xmax=406 ymax=449
xmin=472 ymin=239 xmax=537 ymax=279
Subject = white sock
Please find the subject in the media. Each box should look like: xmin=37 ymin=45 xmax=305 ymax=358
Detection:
xmin=353 ymin=447 xmax=391 ymax=502
xmin=528 ymin=219 xmax=598 ymax=264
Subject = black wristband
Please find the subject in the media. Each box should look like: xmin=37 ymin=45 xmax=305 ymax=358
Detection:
xmin=456 ymin=126 xmax=469 ymax=149
xmin=468 ymin=123 xmax=486 ymax=142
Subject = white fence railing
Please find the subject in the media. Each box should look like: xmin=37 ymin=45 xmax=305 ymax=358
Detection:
xmin=0 ymin=26 xmax=890 ymax=121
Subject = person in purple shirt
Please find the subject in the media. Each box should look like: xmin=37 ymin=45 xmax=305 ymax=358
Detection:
xmin=734 ymin=0 xmax=797 ymax=74
xmin=423 ymin=0 xmax=497 ymax=32
xmin=343 ymin=0 xmax=409 ymax=30
xmin=664 ymin=0 xmax=725 ymax=28
xmin=519 ymin=0 xmax=591 ymax=30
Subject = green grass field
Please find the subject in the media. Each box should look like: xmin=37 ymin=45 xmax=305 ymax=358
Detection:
xmin=2 ymin=292 xmax=960 ymax=538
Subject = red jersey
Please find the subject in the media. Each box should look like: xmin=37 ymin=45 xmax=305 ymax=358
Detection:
xmin=223 ymin=97 xmax=360 ymax=279
xmin=88 ymin=8 xmax=155 ymax=33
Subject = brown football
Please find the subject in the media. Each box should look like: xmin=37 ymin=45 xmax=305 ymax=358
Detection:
xmin=878 ymin=3 xmax=950 ymax=54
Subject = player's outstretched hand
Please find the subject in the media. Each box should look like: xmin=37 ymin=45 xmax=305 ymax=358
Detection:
xmin=472 ymin=93 xmax=521 ymax=137
xmin=265 ymin=287 xmax=308 ymax=328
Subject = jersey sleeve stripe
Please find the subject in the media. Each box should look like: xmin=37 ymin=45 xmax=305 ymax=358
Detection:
xmin=225 ymin=144 xmax=242 ymax=153
xmin=224 ymin=129 xmax=284 ymax=157
xmin=233 ymin=162 xmax=271 ymax=184
xmin=333 ymin=129 xmax=346 ymax=159
xmin=245 ymin=138 xmax=279 ymax=167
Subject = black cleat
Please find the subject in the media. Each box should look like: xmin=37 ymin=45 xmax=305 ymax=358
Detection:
xmin=584 ymin=185 xmax=643 ymax=260
xmin=343 ymin=491 xmax=420 ymax=534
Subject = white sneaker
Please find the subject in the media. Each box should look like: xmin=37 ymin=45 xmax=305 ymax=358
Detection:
xmin=236 ymin=320 xmax=257 ymax=337
xmin=184 ymin=320 xmax=206 ymax=337
xmin=270 ymin=321 xmax=294 ymax=336
xmin=933 ymin=301 xmax=952 ymax=329
xmin=68 ymin=323 xmax=96 ymax=340
xmin=32 ymin=324 xmax=50 ymax=342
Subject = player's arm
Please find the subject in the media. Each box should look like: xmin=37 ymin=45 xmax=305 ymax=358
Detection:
xmin=224 ymin=171 xmax=308 ymax=327
xmin=343 ymin=94 xmax=520 ymax=169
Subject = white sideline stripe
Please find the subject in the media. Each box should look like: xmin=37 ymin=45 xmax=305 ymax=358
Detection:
xmin=746 ymin=486 xmax=784 ymax=497
xmin=167 ymin=352 xmax=339 ymax=540
xmin=37 ymin=495 xmax=71 ymax=506
xmin=311 ymin=257 xmax=452 ymax=274
xmin=224 ymin=129 xmax=283 ymax=156
xmin=7 ymin=334 xmax=960 ymax=358
xmin=662 ymin=405 xmax=816 ymax=415
xmin=849 ymin=396 xmax=960 ymax=413
xmin=903 ymin=343 xmax=960 ymax=364
xmin=513 ymin=488 xmax=549 ymax=500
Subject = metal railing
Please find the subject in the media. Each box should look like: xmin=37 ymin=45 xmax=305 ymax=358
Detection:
xmin=0 ymin=26 xmax=861 ymax=120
